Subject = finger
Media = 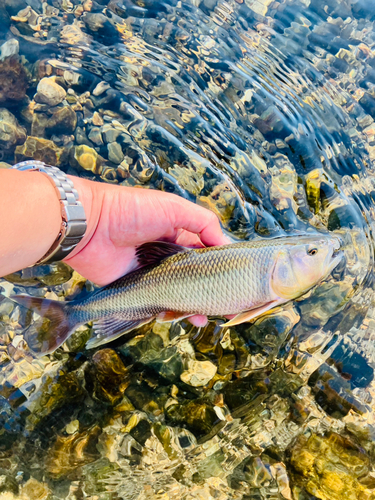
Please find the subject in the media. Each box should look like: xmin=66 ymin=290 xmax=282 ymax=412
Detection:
xmin=169 ymin=196 xmax=231 ymax=247
xmin=188 ymin=315 xmax=208 ymax=327
xmin=174 ymin=230 xmax=204 ymax=248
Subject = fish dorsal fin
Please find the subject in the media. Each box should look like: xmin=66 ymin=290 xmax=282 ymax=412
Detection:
xmin=136 ymin=241 xmax=186 ymax=268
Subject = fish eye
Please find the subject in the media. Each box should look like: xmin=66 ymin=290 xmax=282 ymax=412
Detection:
xmin=307 ymin=247 xmax=318 ymax=256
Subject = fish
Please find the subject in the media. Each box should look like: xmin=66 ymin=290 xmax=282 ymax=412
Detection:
xmin=12 ymin=234 xmax=343 ymax=355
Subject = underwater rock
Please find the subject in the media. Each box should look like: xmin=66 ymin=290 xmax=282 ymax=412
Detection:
xmin=72 ymin=144 xmax=102 ymax=174
xmin=80 ymin=458 xmax=120 ymax=496
xmin=0 ymin=109 xmax=26 ymax=151
xmin=46 ymin=425 xmax=101 ymax=478
xmin=30 ymin=112 xmax=49 ymax=138
xmin=92 ymin=82 xmax=110 ymax=97
xmin=19 ymin=478 xmax=50 ymax=500
xmin=0 ymin=473 xmax=18 ymax=495
xmin=34 ymin=77 xmax=66 ymax=107
xmin=3 ymin=263 xmax=72 ymax=287
xmin=199 ymin=181 xmax=237 ymax=225
xmin=0 ymin=39 xmax=19 ymax=60
xmin=101 ymin=125 xmax=121 ymax=143
xmin=88 ymin=127 xmax=103 ymax=146
xmin=37 ymin=262 xmax=73 ymax=287
xmin=74 ymin=126 xmax=93 ymax=147
xmin=100 ymin=166 xmax=118 ymax=183
xmin=107 ymin=142 xmax=124 ymax=164
xmin=25 ymin=366 xmax=87 ymax=430
xmin=169 ymin=162 xmax=206 ymax=196
xmin=119 ymin=153 xmax=155 ymax=184
xmin=14 ymin=136 xmax=64 ymax=165
xmin=92 ymin=111 xmax=104 ymax=126
xmin=0 ymin=56 xmax=28 ymax=104
xmin=45 ymin=106 xmax=77 ymax=136
xmin=289 ymin=432 xmax=374 ymax=500
xmin=308 ymin=363 xmax=368 ymax=417
xmin=11 ymin=6 xmax=41 ymax=33
xmin=90 ymin=349 xmax=129 ymax=405
xmin=180 ymin=359 xmax=217 ymax=387
xmin=166 ymin=399 xmax=220 ymax=438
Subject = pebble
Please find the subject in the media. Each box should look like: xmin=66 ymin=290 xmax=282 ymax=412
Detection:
xmin=107 ymin=142 xmax=124 ymax=164
xmin=34 ymin=77 xmax=66 ymax=107
xmin=15 ymin=136 xmax=63 ymax=165
xmin=45 ymin=106 xmax=77 ymax=135
xmin=92 ymin=81 xmax=110 ymax=96
xmin=180 ymin=360 xmax=217 ymax=387
xmin=0 ymin=108 xmax=26 ymax=150
xmin=74 ymin=144 xmax=100 ymax=173
xmin=88 ymin=127 xmax=104 ymax=146
xmin=102 ymin=125 xmax=121 ymax=143
xmin=0 ymin=39 xmax=19 ymax=60
xmin=92 ymin=111 xmax=103 ymax=126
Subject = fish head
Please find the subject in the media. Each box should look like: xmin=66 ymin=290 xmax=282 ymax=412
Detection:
xmin=271 ymin=235 xmax=343 ymax=300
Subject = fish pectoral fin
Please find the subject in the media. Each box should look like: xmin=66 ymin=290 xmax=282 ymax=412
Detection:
xmin=156 ymin=311 xmax=192 ymax=323
xmin=222 ymin=301 xmax=283 ymax=327
xmin=136 ymin=241 xmax=187 ymax=268
xmin=86 ymin=316 xmax=154 ymax=349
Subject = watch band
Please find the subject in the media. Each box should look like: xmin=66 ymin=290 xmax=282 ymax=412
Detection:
xmin=12 ymin=161 xmax=87 ymax=265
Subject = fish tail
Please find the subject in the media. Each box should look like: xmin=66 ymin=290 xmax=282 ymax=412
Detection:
xmin=11 ymin=295 xmax=77 ymax=355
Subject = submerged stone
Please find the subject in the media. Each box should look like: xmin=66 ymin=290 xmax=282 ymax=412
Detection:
xmin=0 ymin=39 xmax=19 ymax=60
xmin=45 ymin=106 xmax=77 ymax=135
xmin=0 ymin=57 xmax=28 ymax=104
xmin=34 ymin=77 xmax=66 ymax=107
xmin=14 ymin=136 xmax=64 ymax=165
xmin=0 ymin=109 xmax=26 ymax=150
xmin=73 ymin=144 xmax=101 ymax=174
xmin=90 ymin=349 xmax=129 ymax=404
xmin=19 ymin=478 xmax=50 ymax=500
xmin=180 ymin=359 xmax=217 ymax=387
xmin=46 ymin=425 xmax=101 ymax=478
xmin=289 ymin=432 xmax=374 ymax=500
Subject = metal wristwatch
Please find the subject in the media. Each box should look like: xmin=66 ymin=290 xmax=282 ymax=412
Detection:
xmin=12 ymin=161 xmax=87 ymax=265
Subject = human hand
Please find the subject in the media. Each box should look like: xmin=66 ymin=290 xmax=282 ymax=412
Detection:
xmin=65 ymin=177 xmax=231 ymax=327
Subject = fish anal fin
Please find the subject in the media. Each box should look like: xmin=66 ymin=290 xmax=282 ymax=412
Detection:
xmin=156 ymin=311 xmax=192 ymax=323
xmin=136 ymin=241 xmax=186 ymax=268
xmin=222 ymin=301 xmax=283 ymax=327
xmin=87 ymin=315 xmax=154 ymax=349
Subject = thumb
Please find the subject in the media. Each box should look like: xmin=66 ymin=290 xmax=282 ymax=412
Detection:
xmin=169 ymin=195 xmax=231 ymax=247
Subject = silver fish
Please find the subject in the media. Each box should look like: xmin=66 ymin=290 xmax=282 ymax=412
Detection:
xmin=13 ymin=234 xmax=343 ymax=354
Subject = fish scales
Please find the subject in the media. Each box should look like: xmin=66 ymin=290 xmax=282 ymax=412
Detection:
xmin=70 ymin=241 xmax=280 ymax=322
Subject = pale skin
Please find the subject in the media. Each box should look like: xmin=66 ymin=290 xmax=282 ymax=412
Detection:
xmin=0 ymin=169 xmax=231 ymax=327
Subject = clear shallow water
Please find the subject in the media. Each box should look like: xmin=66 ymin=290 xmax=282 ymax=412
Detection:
xmin=1 ymin=0 xmax=375 ymax=498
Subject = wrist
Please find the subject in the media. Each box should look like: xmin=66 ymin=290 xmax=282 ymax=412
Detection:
xmin=64 ymin=176 xmax=103 ymax=261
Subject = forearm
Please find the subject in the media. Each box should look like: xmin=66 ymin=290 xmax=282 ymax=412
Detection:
xmin=0 ymin=169 xmax=61 ymax=276
xmin=0 ymin=169 xmax=62 ymax=276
